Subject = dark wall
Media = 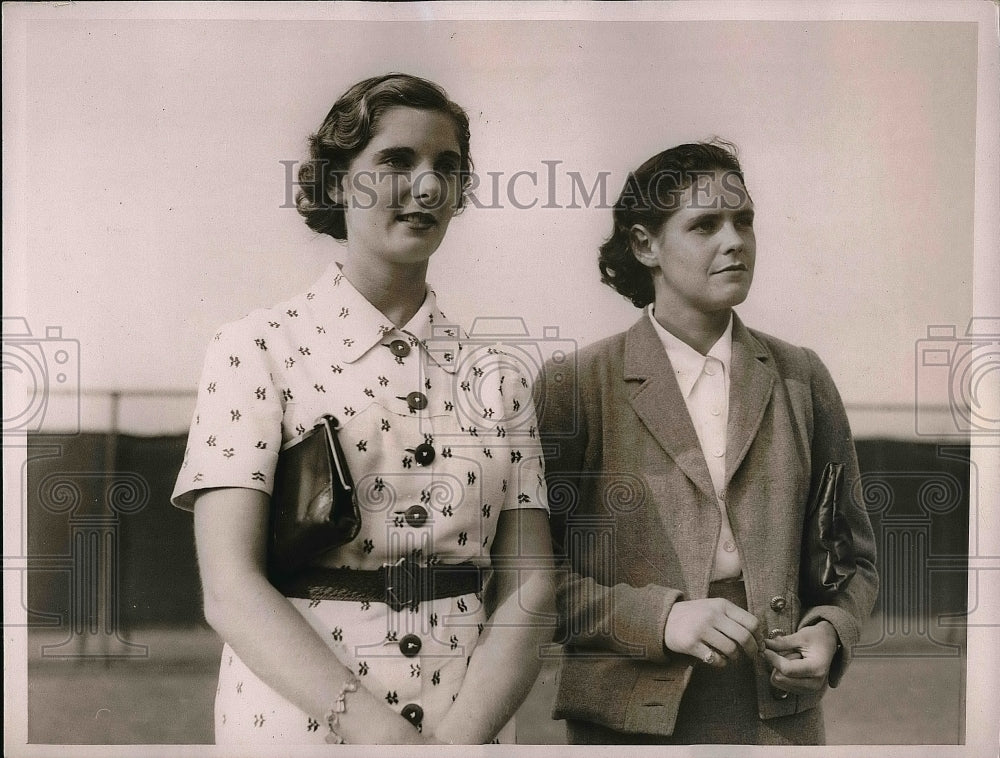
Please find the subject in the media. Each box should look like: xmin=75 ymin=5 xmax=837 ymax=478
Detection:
xmin=26 ymin=433 xmax=202 ymax=627
xmin=24 ymin=435 xmax=969 ymax=629
xmin=855 ymin=440 xmax=970 ymax=631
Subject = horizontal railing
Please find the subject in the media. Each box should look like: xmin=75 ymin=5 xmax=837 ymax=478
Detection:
xmin=16 ymin=387 xmax=967 ymax=440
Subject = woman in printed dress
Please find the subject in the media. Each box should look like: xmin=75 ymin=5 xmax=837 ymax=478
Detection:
xmin=171 ymin=73 xmax=555 ymax=745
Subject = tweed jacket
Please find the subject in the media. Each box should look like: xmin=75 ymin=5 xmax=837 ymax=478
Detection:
xmin=537 ymin=313 xmax=878 ymax=736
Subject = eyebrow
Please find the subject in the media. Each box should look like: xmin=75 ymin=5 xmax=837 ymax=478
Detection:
xmin=372 ymin=146 xmax=462 ymax=164
xmin=686 ymin=205 xmax=755 ymax=220
xmin=372 ymin=146 xmax=413 ymax=162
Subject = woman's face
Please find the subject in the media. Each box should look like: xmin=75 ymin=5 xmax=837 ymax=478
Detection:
xmin=636 ymin=170 xmax=756 ymax=318
xmin=335 ymin=106 xmax=464 ymax=268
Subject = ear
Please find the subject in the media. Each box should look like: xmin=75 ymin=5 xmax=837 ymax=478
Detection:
xmin=629 ymin=224 xmax=659 ymax=269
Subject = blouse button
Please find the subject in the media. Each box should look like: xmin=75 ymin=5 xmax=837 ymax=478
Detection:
xmin=404 ymin=504 xmax=429 ymax=528
xmin=414 ymin=443 xmax=436 ymax=465
xmin=406 ymin=392 xmax=428 ymax=411
xmin=401 ymin=703 xmax=424 ymax=727
xmin=388 ymin=340 xmax=411 ymax=358
xmin=399 ymin=634 xmax=422 ymax=657
xmin=770 ymin=595 xmax=787 ymax=612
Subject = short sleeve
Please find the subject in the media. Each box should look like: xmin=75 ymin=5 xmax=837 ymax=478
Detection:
xmin=171 ymin=317 xmax=283 ymax=511
xmin=496 ymin=350 xmax=549 ymax=515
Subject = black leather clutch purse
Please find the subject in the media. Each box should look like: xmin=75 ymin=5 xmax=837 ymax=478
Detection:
xmin=799 ymin=462 xmax=856 ymax=606
xmin=267 ymin=414 xmax=361 ymax=580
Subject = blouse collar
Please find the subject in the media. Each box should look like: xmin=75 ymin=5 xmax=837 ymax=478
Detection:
xmin=646 ymin=305 xmax=733 ymax=398
xmin=307 ymin=263 xmax=463 ymax=373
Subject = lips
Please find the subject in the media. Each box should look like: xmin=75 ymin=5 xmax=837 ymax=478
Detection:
xmin=396 ymin=212 xmax=437 ymax=229
xmin=713 ymin=263 xmax=748 ymax=274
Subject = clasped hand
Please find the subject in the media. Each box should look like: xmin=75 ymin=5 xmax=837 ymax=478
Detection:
xmin=663 ymin=598 xmax=759 ymax=667
xmin=762 ymin=620 xmax=839 ymax=694
xmin=663 ymin=600 xmax=839 ymax=694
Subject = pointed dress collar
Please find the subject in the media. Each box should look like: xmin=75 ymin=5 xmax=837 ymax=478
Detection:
xmin=305 ymin=263 xmax=463 ymax=373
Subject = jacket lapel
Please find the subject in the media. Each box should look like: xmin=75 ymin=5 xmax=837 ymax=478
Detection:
xmin=624 ymin=317 xmax=717 ymax=502
xmin=725 ymin=315 xmax=777 ymax=487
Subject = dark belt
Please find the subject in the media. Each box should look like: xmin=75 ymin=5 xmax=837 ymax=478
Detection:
xmin=273 ymin=557 xmax=483 ymax=612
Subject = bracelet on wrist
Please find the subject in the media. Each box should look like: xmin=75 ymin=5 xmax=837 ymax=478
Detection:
xmin=324 ymin=674 xmax=360 ymax=744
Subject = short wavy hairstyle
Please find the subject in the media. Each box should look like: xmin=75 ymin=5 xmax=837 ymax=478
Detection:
xmin=295 ymin=73 xmax=473 ymax=241
xmin=598 ymin=140 xmax=745 ymax=308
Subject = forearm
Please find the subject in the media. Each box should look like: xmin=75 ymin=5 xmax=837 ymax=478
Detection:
xmin=194 ymin=489 xmax=421 ymax=745
xmin=549 ymin=494 xmax=683 ymax=660
xmin=203 ymin=574 xmax=422 ymax=744
xmin=557 ymin=569 xmax=683 ymax=662
xmin=799 ymin=556 xmax=878 ymax=640
xmin=432 ymin=567 xmax=556 ymax=744
xmin=798 ymin=555 xmax=878 ymax=686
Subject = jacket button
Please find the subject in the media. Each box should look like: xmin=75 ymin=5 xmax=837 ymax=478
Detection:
xmin=770 ymin=596 xmax=787 ymax=612
xmin=404 ymin=505 xmax=429 ymax=528
xmin=399 ymin=634 xmax=422 ymax=657
xmin=401 ymin=703 xmax=424 ymax=727
xmin=389 ymin=340 xmax=411 ymax=358
xmin=767 ymin=628 xmax=786 ymax=639
xmin=772 ymin=687 xmax=790 ymax=701
xmin=414 ymin=443 xmax=435 ymax=465
xmin=406 ymin=391 xmax=428 ymax=411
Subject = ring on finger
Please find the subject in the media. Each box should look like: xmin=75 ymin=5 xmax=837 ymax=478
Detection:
xmin=702 ymin=650 xmax=717 ymax=665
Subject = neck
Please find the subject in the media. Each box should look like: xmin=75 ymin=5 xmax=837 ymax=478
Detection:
xmin=651 ymin=302 xmax=732 ymax=355
xmin=340 ymin=254 xmax=429 ymax=328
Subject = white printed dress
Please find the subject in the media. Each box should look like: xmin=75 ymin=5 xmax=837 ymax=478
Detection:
xmin=171 ymin=263 xmax=549 ymax=744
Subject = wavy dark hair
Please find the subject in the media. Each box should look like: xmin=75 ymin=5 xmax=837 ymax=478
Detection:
xmin=295 ymin=73 xmax=473 ymax=240
xmin=598 ymin=140 xmax=745 ymax=308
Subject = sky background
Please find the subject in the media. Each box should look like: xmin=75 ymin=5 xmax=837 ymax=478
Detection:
xmin=4 ymin=3 xmax=995 ymax=437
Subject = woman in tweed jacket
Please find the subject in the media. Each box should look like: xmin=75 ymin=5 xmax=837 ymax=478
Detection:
xmin=537 ymin=141 xmax=878 ymax=744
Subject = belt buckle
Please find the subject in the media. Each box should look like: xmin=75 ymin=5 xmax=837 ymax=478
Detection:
xmin=382 ymin=556 xmax=424 ymax=612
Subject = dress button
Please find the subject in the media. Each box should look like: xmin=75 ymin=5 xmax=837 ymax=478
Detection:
xmin=414 ymin=443 xmax=435 ymax=465
xmin=723 ymin=540 xmax=737 ymax=553
xmin=770 ymin=595 xmax=787 ymax=612
xmin=388 ymin=340 xmax=411 ymax=358
xmin=399 ymin=634 xmax=422 ymax=657
xmin=400 ymin=703 xmax=424 ymax=727
xmin=404 ymin=505 xmax=429 ymax=528
xmin=406 ymin=391 xmax=428 ymax=411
